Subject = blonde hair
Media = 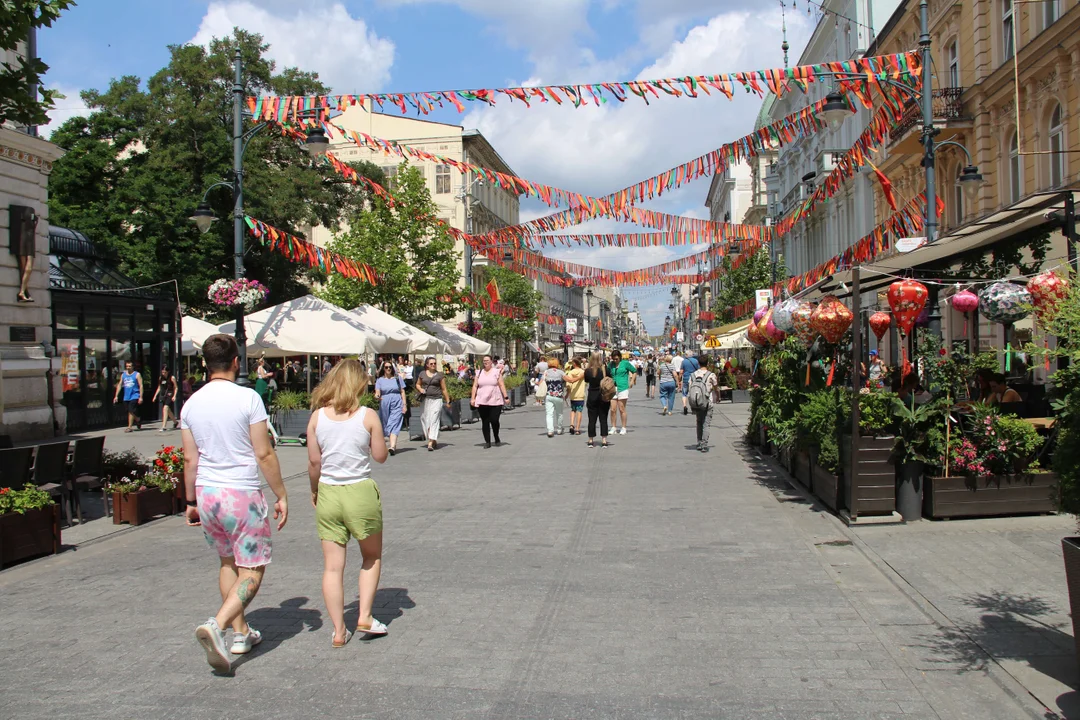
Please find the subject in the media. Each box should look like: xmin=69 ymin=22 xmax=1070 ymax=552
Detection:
xmin=548 ymin=356 xmax=561 ymax=370
xmin=663 ymin=354 xmax=672 ymax=363
xmin=587 ymin=351 xmax=605 ymax=372
xmin=310 ymin=358 xmax=370 ymax=414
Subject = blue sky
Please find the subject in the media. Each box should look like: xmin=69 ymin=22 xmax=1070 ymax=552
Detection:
xmin=38 ymin=0 xmax=816 ymax=333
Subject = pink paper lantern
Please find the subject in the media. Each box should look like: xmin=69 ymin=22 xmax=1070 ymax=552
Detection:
xmin=1027 ymin=271 xmax=1070 ymax=322
xmin=950 ymin=289 xmax=979 ymax=314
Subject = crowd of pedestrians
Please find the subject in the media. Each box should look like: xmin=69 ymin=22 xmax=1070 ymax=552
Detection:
xmin=180 ymin=335 xmax=728 ymax=673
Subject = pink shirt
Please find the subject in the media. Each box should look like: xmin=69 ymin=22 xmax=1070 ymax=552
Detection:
xmin=474 ymin=367 xmax=504 ymax=406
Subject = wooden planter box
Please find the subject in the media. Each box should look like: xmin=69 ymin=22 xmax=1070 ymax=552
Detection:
xmin=113 ymin=488 xmax=176 ymax=526
xmin=842 ymin=435 xmax=897 ymax=519
xmin=924 ymin=473 xmax=1057 ymax=519
xmin=1062 ymin=538 xmax=1080 ymax=669
xmin=0 ymin=505 xmax=61 ymax=568
xmin=758 ymin=425 xmax=772 ymax=455
xmin=812 ymin=463 xmax=840 ymax=512
xmin=793 ymin=451 xmax=812 ymax=489
xmin=777 ymin=446 xmax=793 ymax=473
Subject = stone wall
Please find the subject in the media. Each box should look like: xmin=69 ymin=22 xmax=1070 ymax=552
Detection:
xmin=0 ymin=127 xmax=65 ymax=441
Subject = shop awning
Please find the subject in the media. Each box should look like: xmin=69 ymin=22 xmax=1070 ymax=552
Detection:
xmin=525 ymin=341 xmax=541 ymax=354
xmin=706 ymin=320 xmax=751 ymax=337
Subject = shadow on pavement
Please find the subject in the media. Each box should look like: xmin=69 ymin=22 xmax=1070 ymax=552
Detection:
xmin=344 ymin=587 xmax=415 ymax=630
xmin=231 ymin=596 xmax=323 ymax=672
xmin=731 ymin=442 xmax=824 ymax=513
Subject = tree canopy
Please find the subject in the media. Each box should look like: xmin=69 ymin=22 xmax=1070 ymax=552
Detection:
xmin=477 ymin=265 xmax=542 ymax=344
xmin=47 ymin=29 xmax=374 ymax=315
xmin=318 ymin=162 xmax=463 ymax=322
xmin=0 ymin=0 xmax=74 ymax=127
xmin=711 ymin=247 xmax=787 ymax=322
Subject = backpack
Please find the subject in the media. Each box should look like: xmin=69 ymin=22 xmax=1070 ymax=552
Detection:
xmin=598 ymin=367 xmax=617 ymax=402
xmin=647 ymin=361 xmax=656 ymax=375
xmin=687 ymin=371 xmax=713 ymax=412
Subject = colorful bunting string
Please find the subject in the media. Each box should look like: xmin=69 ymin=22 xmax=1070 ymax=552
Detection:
xmin=247 ymin=51 xmax=921 ymax=120
xmin=243 ymin=216 xmax=378 ymax=284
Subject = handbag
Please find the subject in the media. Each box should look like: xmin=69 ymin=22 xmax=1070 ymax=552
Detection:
xmin=599 ymin=367 xmax=617 ymax=402
xmin=537 ymin=378 xmax=548 ymax=398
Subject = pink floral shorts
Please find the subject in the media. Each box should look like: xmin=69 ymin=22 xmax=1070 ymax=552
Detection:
xmin=195 ymin=485 xmax=272 ymax=568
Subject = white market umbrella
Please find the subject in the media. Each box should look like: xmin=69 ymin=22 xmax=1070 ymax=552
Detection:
xmin=351 ymin=305 xmax=450 ymax=355
xmin=418 ymin=320 xmax=492 ymax=356
xmin=181 ymin=316 xmax=221 ymax=356
xmin=219 ymin=295 xmax=397 ymax=357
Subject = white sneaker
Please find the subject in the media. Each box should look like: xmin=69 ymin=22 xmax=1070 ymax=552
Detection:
xmin=195 ymin=618 xmax=231 ymax=672
xmin=619 ymin=427 xmax=627 ymax=435
xmin=557 ymin=428 xmax=564 ymax=435
xmin=230 ymin=627 xmax=263 ymax=655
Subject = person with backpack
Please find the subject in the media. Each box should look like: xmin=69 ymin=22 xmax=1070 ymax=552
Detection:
xmin=583 ymin=351 xmax=613 ymax=448
xmin=688 ymin=355 xmax=720 ymax=452
xmin=644 ymin=354 xmax=657 ymax=399
xmin=679 ymin=353 xmax=700 ymax=416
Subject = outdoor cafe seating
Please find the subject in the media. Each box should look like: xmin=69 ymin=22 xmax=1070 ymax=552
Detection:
xmin=0 ymin=437 xmax=107 ymax=527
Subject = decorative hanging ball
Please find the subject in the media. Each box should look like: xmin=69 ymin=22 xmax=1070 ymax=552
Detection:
xmin=810 ymin=295 xmax=854 ymax=344
xmin=1027 ymin=271 xmax=1070 ymax=322
xmin=868 ymin=311 xmax=892 ymax=341
xmin=791 ymin=301 xmax=819 ymax=348
xmin=950 ymin=288 xmax=979 ymax=314
xmin=746 ymin=318 xmax=767 ymax=347
xmin=763 ymin=309 xmax=786 ymax=345
xmin=978 ymin=281 xmax=1031 ymax=325
xmin=771 ymin=297 xmax=799 ymax=334
xmin=753 ymin=305 xmax=769 ymax=324
xmin=886 ymin=279 xmax=928 ymax=336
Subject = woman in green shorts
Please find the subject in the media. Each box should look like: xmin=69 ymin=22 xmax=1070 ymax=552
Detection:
xmin=306 ymin=359 xmax=389 ymax=647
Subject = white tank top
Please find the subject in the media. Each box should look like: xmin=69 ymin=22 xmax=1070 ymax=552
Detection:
xmin=314 ymin=407 xmax=372 ymax=485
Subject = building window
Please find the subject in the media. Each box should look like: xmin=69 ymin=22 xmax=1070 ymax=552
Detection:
xmin=1042 ymin=0 xmax=1061 ymax=30
xmin=952 ymin=165 xmax=965 ymax=226
xmin=1008 ymin=130 xmax=1021 ymax=203
xmin=1048 ymin=104 xmax=1065 ymax=187
xmin=382 ymin=165 xmax=399 ymax=192
xmin=1002 ymin=0 xmax=1015 ymax=61
xmin=435 ymin=165 xmax=451 ymax=194
xmin=947 ymin=40 xmax=960 ymax=87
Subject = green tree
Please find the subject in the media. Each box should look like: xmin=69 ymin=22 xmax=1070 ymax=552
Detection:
xmin=711 ymin=247 xmax=787 ymax=322
xmin=319 ymin=162 xmax=462 ymax=322
xmin=0 ymin=0 xmax=74 ymax=127
xmin=476 ymin=265 xmax=542 ymax=344
xmin=47 ymin=29 xmax=374 ymax=315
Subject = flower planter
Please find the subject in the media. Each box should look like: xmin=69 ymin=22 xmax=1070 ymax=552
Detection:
xmin=112 ymin=488 xmax=176 ymax=526
xmin=812 ymin=463 xmax=840 ymax=512
xmin=758 ymin=425 xmax=771 ymax=454
xmin=840 ymin=434 xmax=897 ymax=519
xmin=923 ymin=473 xmax=1057 ymax=519
xmin=793 ymin=451 xmax=812 ymax=489
xmin=777 ymin=446 xmax=793 ymax=473
xmin=1061 ymin=538 xmax=1080 ymax=669
xmin=0 ymin=505 xmax=61 ymax=568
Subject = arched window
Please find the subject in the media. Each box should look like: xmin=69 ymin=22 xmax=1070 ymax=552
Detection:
xmin=1008 ymin=130 xmax=1021 ymax=203
xmin=952 ymin=164 xmax=965 ymax=225
xmin=1048 ymin=104 xmax=1065 ymax=188
xmin=1002 ymin=0 xmax=1015 ymax=60
xmin=947 ymin=40 xmax=960 ymax=87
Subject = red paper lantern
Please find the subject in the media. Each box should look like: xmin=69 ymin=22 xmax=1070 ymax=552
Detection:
xmin=950 ymin=289 xmax=978 ymax=314
xmin=791 ymin=301 xmax=818 ymax=348
xmin=1027 ymin=271 xmax=1069 ymax=322
xmin=810 ymin=295 xmax=854 ymax=344
xmin=887 ymin=279 xmax=928 ymax=336
xmin=868 ymin=311 xmax=892 ymax=341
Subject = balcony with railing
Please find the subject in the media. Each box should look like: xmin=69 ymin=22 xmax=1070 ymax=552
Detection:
xmin=887 ymin=87 xmax=971 ymax=154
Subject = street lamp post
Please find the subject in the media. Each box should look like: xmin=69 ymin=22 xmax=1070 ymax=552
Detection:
xmin=190 ymin=47 xmax=328 ymax=384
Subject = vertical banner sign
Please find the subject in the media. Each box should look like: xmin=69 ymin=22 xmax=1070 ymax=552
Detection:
xmin=755 ymin=289 xmax=772 ymax=309
xmin=565 ymin=318 xmax=579 ymax=335
xmin=676 ymin=331 xmax=685 ymax=343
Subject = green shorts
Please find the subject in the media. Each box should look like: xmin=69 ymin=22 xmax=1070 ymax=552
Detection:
xmin=315 ymin=479 xmax=383 ymax=544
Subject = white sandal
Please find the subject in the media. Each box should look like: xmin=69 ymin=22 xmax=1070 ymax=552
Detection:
xmin=332 ymin=629 xmax=353 ymax=648
xmin=356 ymin=618 xmax=388 ymax=637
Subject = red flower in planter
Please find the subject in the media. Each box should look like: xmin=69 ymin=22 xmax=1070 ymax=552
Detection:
xmin=170 ymin=455 xmax=179 ymax=463
xmin=155 ymin=459 xmax=165 ymax=467
xmin=0 ymin=487 xmax=8 ymax=495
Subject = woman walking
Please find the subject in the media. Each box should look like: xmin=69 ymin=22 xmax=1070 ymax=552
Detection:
xmin=657 ymin=354 xmax=678 ymax=416
xmin=254 ymin=357 xmax=272 ymax=410
xmin=415 ymin=357 xmax=450 ymax=451
xmin=470 ymin=355 xmax=509 ymax=448
xmin=306 ymin=359 xmax=389 ymax=647
xmin=151 ymin=366 xmax=179 ymax=431
xmin=565 ymin=356 xmax=586 ymax=435
xmin=584 ymin=351 xmax=611 ymax=448
xmin=373 ymin=361 xmax=406 ymax=456
xmin=543 ymin=357 xmax=567 ymax=437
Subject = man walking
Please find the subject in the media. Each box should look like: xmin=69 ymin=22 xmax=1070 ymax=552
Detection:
xmin=644 ymin=354 xmax=657 ymax=399
xmin=113 ymin=361 xmax=143 ymax=432
xmin=181 ymin=334 xmax=289 ymax=673
xmin=679 ymin=353 xmax=700 ymax=416
xmin=687 ymin=355 xmax=719 ymax=452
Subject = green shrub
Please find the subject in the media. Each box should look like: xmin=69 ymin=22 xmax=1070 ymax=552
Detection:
xmin=858 ymin=390 xmax=897 ymax=435
xmin=272 ymin=390 xmax=310 ymax=411
xmin=0 ymin=484 xmax=54 ymax=514
xmin=794 ymin=389 xmax=844 ymax=472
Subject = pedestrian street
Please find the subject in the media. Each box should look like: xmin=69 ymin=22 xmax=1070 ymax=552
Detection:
xmin=0 ymin=395 xmax=1053 ymax=719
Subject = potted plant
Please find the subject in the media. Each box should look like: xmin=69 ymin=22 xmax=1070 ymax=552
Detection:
xmin=889 ymin=397 xmax=948 ymax=521
xmin=0 ymin=484 xmax=60 ymax=567
xmin=270 ymin=390 xmax=311 ymax=438
xmin=110 ymin=470 xmax=178 ymax=526
xmin=150 ymin=445 xmax=185 ymax=513
xmin=794 ymin=389 xmax=844 ymax=507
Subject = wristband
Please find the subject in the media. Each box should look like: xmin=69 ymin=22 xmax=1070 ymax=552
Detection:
xmin=185 ymin=500 xmax=197 ymax=508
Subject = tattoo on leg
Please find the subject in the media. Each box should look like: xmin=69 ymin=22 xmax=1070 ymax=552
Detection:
xmin=237 ymin=577 xmax=258 ymax=608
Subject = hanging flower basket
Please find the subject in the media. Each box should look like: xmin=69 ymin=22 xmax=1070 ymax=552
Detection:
xmin=208 ymin=278 xmax=268 ymax=311
xmin=560 ymin=334 xmax=574 ymax=344
xmin=457 ymin=320 xmax=483 ymax=336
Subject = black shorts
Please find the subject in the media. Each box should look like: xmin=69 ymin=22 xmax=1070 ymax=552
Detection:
xmin=646 ymin=375 xmax=656 ymax=386
xmin=125 ymin=399 xmax=140 ymax=415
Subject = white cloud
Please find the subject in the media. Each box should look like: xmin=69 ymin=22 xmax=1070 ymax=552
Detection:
xmin=191 ymin=2 xmax=395 ymax=92
xmin=39 ymin=84 xmax=91 ymax=138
